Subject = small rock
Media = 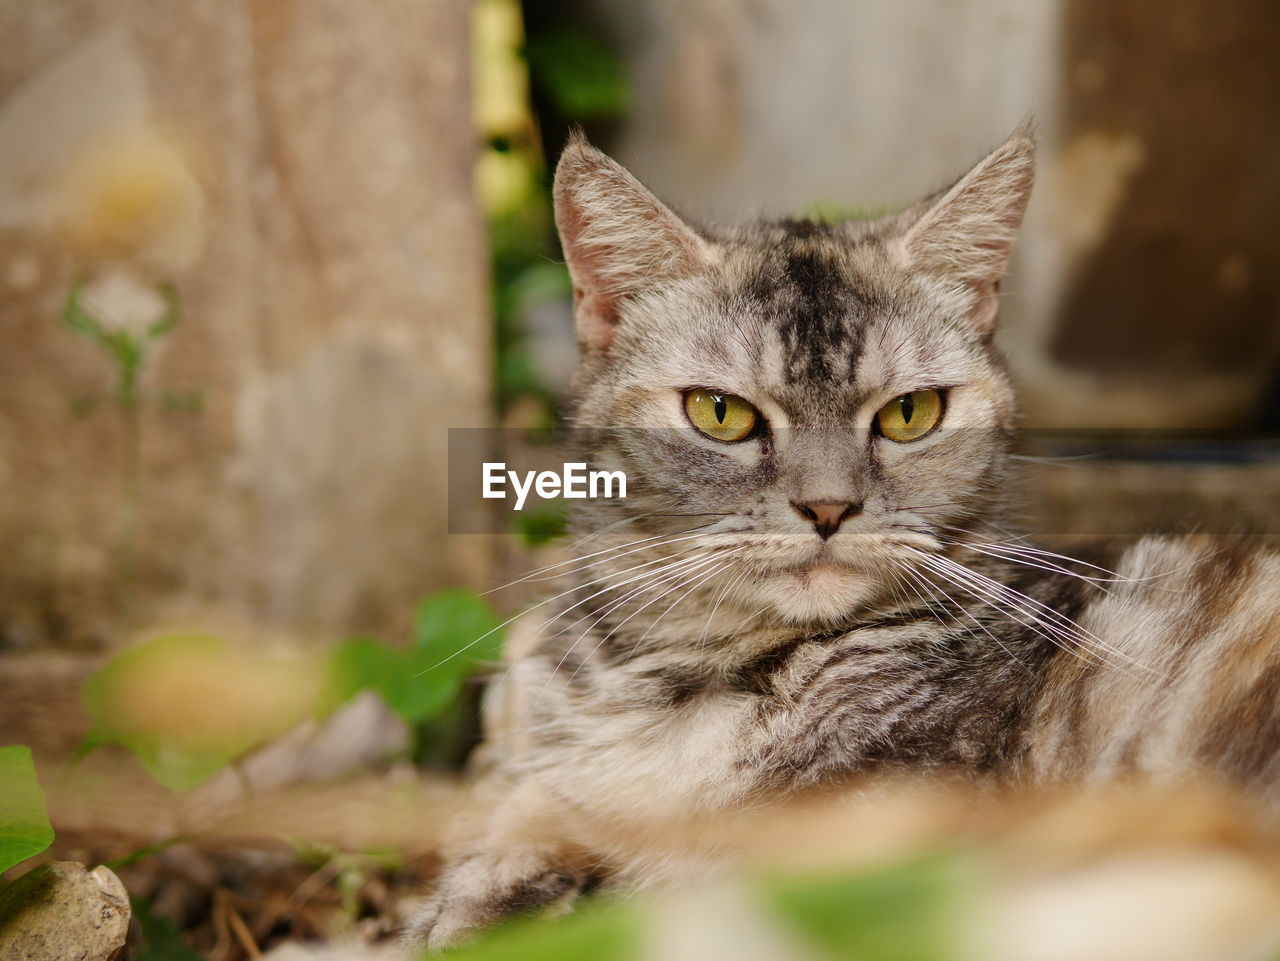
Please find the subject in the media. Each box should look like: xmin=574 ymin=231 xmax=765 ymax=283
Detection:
xmin=185 ymin=691 xmax=412 ymax=819
xmin=0 ymin=860 xmax=131 ymax=961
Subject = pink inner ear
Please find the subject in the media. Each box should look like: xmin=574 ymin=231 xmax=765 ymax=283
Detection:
xmin=555 ymin=144 xmax=714 ymax=356
xmin=559 ymin=199 xmax=623 ymax=354
xmin=969 ymin=280 xmax=1001 ymax=334
xmin=574 ymin=286 xmax=618 ymax=353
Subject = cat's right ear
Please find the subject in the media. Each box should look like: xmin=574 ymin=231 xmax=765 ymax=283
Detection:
xmin=895 ymin=125 xmax=1036 ymax=335
xmin=553 ymin=133 xmax=715 ymax=355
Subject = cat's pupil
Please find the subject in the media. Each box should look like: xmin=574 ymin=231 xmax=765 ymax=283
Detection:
xmin=714 ymin=395 xmax=727 ymax=423
xmin=901 ymin=393 xmax=915 ymax=423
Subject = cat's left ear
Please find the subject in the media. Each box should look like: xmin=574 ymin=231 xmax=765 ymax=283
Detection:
xmin=896 ymin=125 xmax=1036 ymax=334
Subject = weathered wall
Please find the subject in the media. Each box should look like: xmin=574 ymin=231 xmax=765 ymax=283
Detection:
xmin=1046 ymin=0 xmax=1280 ymax=424
xmin=0 ymin=2 xmax=491 ymax=647
xmin=585 ymin=0 xmax=1280 ymax=429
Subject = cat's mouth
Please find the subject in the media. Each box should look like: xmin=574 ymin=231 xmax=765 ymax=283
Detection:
xmin=779 ymin=559 xmax=848 ymax=578
xmin=741 ymin=536 xmax=926 ymax=623
xmin=742 ymin=555 xmax=870 ymax=624
xmin=730 ymin=532 xmax=935 ymax=624
xmin=751 ymin=559 xmax=881 ymax=624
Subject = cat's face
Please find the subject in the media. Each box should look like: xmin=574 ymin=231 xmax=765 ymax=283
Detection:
xmin=555 ymin=130 xmax=1033 ymax=625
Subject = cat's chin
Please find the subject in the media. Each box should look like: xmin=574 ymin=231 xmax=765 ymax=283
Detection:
xmin=759 ymin=563 xmax=878 ymax=625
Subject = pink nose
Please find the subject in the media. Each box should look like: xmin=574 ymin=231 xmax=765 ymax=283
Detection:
xmin=792 ymin=500 xmax=861 ymax=540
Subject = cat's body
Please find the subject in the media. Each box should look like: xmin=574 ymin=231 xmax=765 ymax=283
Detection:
xmin=406 ymin=129 xmax=1280 ymax=949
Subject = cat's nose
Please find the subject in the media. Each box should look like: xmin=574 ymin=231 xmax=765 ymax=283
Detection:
xmin=792 ymin=500 xmax=861 ymax=540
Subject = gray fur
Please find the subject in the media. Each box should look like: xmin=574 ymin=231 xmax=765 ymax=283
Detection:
xmin=404 ymin=129 xmax=1280 ymax=951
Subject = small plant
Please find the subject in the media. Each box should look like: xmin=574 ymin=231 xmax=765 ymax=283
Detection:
xmin=62 ymin=273 xmax=185 ymax=413
xmin=61 ymin=271 xmax=202 ymax=615
xmin=77 ymin=590 xmax=505 ymax=792
xmin=324 ymin=589 xmax=505 ymax=766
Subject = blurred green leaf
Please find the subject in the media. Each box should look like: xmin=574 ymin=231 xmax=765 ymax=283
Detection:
xmin=512 ymin=499 xmax=568 ymax=546
xmin=145 ymin=281 xmax=182 ymax=340
xmin=61 ymin=279 xmax=107 ymax=345
xmin=761 ymin=853 xmax=967 ymax=961
xmin=507 ymin=262 xmax=572 ymax=311
xmin=131 ymin=896 xmax=204 ymax=961
xmin=103 ymin=329 xmax=145 ymax=399
xmin=497 ymin=349 xmax=548 ymax=408
xmin=325 ymin=590 xmax=504 ymax=725
xmin=438 ymin=900 xmax=636 ymax=961
xmin=494 ymin=261 xmax=570 ymax=408
xmin=82 ymin=634 xmax=320 ymax=791
xmin=322 ymin=636 xmax=398 ymax=716
xmin=525 ymin=27 xmax=629 ymax=120
xmin=0 ymin=745 xmax=54 ymax=874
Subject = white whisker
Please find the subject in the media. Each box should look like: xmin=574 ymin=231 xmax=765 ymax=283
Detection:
xmin=913 ymin=550 xmax=1162 ymax=677
xmin=483 ymin=525 xmax=718 ymax=594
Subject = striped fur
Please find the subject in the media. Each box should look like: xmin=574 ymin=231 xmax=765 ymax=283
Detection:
xmin=404 ymin=130 xmax=1280 ymax=950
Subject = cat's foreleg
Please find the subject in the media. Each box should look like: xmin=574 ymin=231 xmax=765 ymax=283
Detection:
xmin=402 ymin=779 xmax=592 ymax=952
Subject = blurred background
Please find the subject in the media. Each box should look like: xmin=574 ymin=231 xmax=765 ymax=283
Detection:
xmin=1 ymin=0 xmax=1277 ymax=650
xmin=1 ymin=2 xmax=1279 ymax=959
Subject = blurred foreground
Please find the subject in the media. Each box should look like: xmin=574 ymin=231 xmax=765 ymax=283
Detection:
xmin=9 ymin=677 xmax=1280 ymax=961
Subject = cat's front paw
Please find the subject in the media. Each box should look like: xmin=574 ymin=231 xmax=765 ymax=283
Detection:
xmin=402 ymin=864 xmax=587 ymax=953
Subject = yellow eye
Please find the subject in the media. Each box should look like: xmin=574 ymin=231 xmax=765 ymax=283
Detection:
xmin=875 ymin=389 xmax=945 ymax=442
xmin=684 ymin=390 xmax=759 ymax=442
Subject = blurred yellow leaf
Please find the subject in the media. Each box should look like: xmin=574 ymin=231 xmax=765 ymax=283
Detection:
xmin=82 ymin=634 xmax=322 ymax=791
xmin=472 ymin=0 xmax=534 ymax=138
xmin=475 ymin=148 xmax=538 ymax=216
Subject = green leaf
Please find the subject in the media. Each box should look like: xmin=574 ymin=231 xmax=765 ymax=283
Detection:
xmin=0 ymin=746 xmax=54 ymax=874
xmin=409 ymin=590 xmax=504 ymax=682
xmin=511 ymin=499 xmax=567 ymax=547
xmin=324 ymin=591 xmax=504 ymax=726
xmin=320 ymin=636 xmax=401 ymax=717
xmin=82 ymin=634 xmax=321 ymax=791
xmin=761 ymin=853 xmax=968 ymax=961
xmin=525 ymin=28 xmax=629 ymax=120
xmin=438 ymin=900 xmax=636 ymax=961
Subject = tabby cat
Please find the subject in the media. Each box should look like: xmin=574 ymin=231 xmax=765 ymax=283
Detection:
xmin=406 ymin=127 xmax=1280 ymax=950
